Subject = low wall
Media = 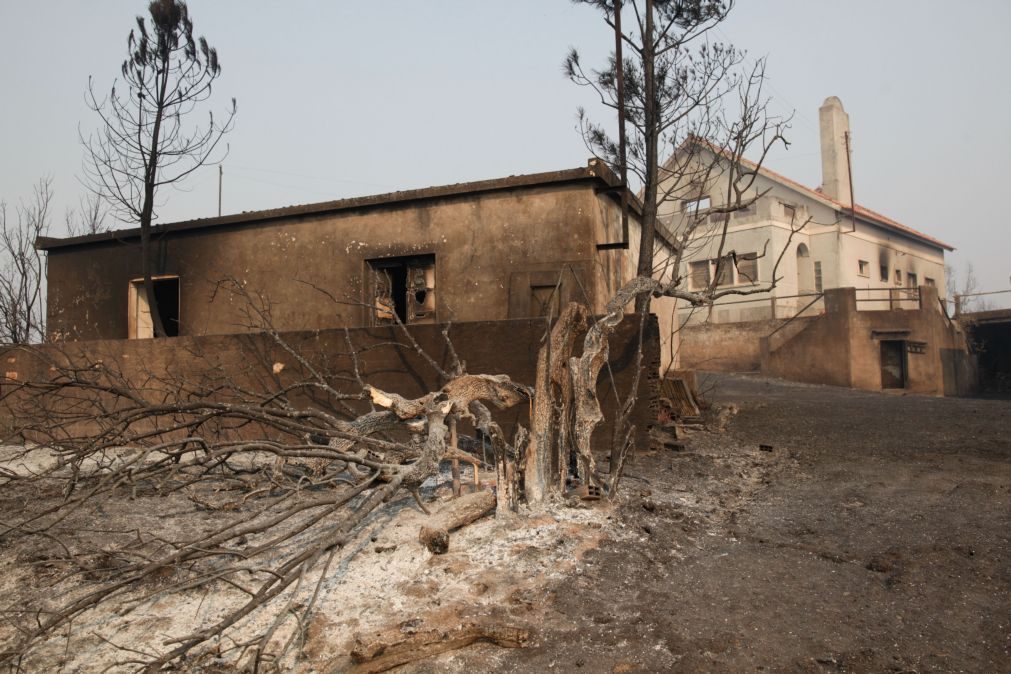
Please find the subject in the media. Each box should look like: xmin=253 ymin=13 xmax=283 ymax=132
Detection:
xmin=2 ymin=316 xmax=659 ymax=455
xmin=760 ymin=291 xmax=853 ymax=388
xmin=761 ymin=287 xmax=976 ymax=396
xmin=679 ymin=319 xmax=792 ymax=372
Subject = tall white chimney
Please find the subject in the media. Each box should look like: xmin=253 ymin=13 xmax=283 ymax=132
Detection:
xmin=819 ymin=96 xmax=852 ymax=207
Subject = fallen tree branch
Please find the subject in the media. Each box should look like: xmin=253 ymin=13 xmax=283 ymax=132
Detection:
xmin=418 ymin=490 xmax=496 ymax=554
xmin=349 ymin=614 xmax=529 ymax=673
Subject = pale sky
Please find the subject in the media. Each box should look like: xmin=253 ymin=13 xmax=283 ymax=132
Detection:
xmin=1 ymin=1 xmax=1009 ymax=300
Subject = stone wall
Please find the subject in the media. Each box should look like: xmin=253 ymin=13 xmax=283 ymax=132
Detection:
xmin=679 ymin=318 xmax=796 ymax=372
xmin=2 ymin=316 xmax=659 ymax=454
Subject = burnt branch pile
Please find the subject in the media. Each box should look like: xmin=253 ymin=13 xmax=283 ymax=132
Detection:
xmin=0 ymin=281 xmax=651 ymax=671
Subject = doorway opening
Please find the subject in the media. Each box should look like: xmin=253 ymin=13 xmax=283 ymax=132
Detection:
xmin=880 ymin=340 xmax=907 ymax=389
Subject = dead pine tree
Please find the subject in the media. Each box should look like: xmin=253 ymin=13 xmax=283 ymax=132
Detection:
xmin=82 ymin=0 xmax=235 ymax=338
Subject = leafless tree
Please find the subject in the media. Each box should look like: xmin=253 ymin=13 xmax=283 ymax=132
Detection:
xmin=0 ymin=178 xmax=52 ymax=344
xmin=82 ymin=0 xmax=235 ymax=337
xmin=64 ymin=192 xmax=108 ymax=237
xmin=947 ymin=261 xmax=992 ymax=314
xmin=567 ymin=0 xmax=800 ymax=312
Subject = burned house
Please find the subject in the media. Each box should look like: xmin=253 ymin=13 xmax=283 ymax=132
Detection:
xmin=29 ymin=160 xmax=682 ymax=453
xmin=40 ymin=159 xmax=677 ymax=367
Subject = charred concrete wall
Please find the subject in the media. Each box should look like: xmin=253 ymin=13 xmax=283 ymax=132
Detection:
xmin=45 ymin=172 xmax=635 ymax=342
xmin=3 ymin=317 xmax=659 ymax=455
xmin=761 ymin=286 xmax=976 ymax=396
xmin=678 ymin=318 xmax=804 ymax=372
xmin=760 ymin=290 xmax=854 ymax=388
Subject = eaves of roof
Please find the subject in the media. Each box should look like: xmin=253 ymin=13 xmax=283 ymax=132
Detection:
xmin=38 ymin=160 xmax=644 ymax=251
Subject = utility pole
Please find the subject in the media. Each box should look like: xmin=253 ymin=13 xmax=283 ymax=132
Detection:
xmin=218 ymin=164 xmax=223 ymax=217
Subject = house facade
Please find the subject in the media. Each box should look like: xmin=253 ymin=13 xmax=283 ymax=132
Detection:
xmin=660 ymin=96 xmax=953 ymax=325
xmin=654 ymin=98 xmax=977 ymax=395
xmin=40 ymin=159 xmax=679 ymax=370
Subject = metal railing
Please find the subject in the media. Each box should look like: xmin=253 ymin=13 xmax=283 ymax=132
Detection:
xmin=954 ymin=289 xmax=1011 ymax=316
xmin=678 ymin=291 xmax=825 ymax=324
xmin=854 ymin=286 xmax=920 ymax=310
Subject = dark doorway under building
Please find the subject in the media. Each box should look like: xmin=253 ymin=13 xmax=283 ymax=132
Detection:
xmin=880 ymin=340 xmax=908 ymax=389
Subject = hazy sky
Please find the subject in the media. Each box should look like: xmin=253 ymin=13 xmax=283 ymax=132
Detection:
xmin=2 ymin=1 xmax=1009 ymax=298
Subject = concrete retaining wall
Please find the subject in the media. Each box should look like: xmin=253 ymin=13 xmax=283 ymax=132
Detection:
xmin=2 ymin=316 xmax=659 ymax=453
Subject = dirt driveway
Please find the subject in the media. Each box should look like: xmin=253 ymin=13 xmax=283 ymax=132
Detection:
xmin=442 ymin=374 xmax=1011 ymax=673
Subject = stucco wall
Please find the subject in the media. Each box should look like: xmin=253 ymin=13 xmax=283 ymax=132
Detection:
xmin=679 ymin=318 xmax=798 ymax=372
xmin=760 ymin=290 xmax=853 ymax=388
xmin=4 ymin=317 xmax=659 ymax=455
xmin=46 ymin=182 xmax=614 ymax=341
xmin=660 ymin=150 xmax=948 ymax=326
xmin=761 ymin=286 xmax=975 ymax=396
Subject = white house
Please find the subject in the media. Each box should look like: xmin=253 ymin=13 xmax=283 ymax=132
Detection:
xmin=659 ymin=96 xmax=953 ymax=325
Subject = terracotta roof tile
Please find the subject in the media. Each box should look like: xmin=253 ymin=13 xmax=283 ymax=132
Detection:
xmin=674 ymin=139 xmax=954 ymax=251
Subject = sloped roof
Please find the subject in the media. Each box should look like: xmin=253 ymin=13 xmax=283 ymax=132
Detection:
xmin=671 ymin=139 xmax=954 ymax=251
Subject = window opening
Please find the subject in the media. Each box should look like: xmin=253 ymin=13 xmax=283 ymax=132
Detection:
xmin=368 ymin=254 xmax=435 ymax=325
xmin=880 ymin=264 xmax=889 ymax=282
xmin=814 ymin=261 xmax=823 ymax=293
xmin=690 ymin=253 xmax=760 ymax=289
xmin=737 ymin=253 xmax=758 ymax=284
xmin=858 ymin=260 xmax=869 ymax=277
xmin=689 ymin=260 xmax=710 ymax=289
xmin=129 ymin=276 xmax=179 ymax=338
xmin=683 ymin=196 xmax=711 ymax=213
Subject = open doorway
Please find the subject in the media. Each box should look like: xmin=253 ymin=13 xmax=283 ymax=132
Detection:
xmin=129 ymin=276 xmax=180 ymax=338
xmin=880 ymin=340 xmax=907 ymax=389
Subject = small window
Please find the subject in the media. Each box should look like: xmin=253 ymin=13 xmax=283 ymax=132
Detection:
xmin=736 ymin=253 xmax=759 ymax=284
xmin=368 ymin=254 xmax=436 ymax=325
xmin=880 ymin=265 xmax=889 ymax=282
xmin=907 ymin=272 xmax=918 ymax=288
xmin=683 ymin=196 xmax=711 ymax=214
xmin=782 ymin=203 xmax=797 ymax=221
xmin=129 ymin=276 xmax=180 ymax=338
xmin=925 ymin=277 xmax=936 ymax=287
xmin=814 ymin=261 xmax=823 ymax=293
xmin=689 ymin=260 xmax=710 ymax=289
xmin=894 ymin=269 xmax=902 ymax=286
xmin=858 ymin=260 xmax=870 ymax=277
xmin=530 ymin=285 xmax=560 ymax=319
